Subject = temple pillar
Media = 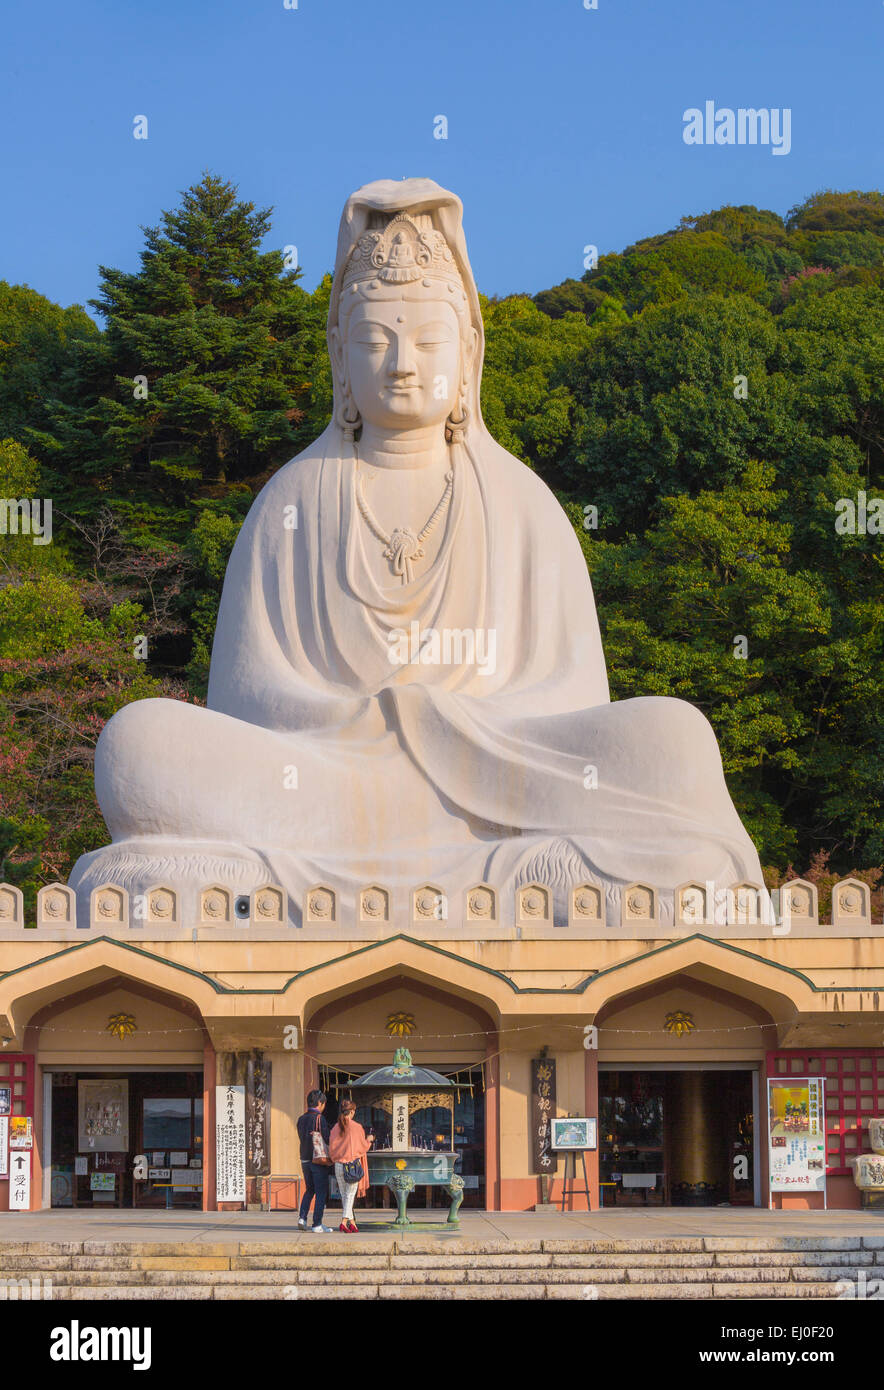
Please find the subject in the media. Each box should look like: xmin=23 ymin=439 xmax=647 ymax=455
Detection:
xmin=669 ymin=1071 xmax=727 ymax=1204
xmin=268 ymin=1048 xmax=302 ymax=1211
xmin=484 ymin=1043 xmax=500 ymax=1211
xmin=584 ymin=1045 xmax=600 ymax=1211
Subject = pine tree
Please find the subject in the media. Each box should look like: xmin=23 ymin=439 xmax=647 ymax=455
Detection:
xmin=40 ymin=173 xmax=321 ymax=534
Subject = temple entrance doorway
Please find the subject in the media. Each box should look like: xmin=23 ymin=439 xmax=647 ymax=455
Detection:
xmin=598 ymin=1066 xmax=759 ymax=1207
xmin=45 ymin=1066 xmax=204 ymax=1210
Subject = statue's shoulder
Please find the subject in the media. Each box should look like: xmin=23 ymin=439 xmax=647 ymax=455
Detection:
xmin=482 ymin=436 xmax=575 ymax=529
xmin=250 ymin=430 xmax=334 ymax=510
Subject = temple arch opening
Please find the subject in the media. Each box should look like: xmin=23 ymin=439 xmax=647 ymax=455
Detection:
xmin=304 ymin=975 xmax=499 ymax=1212
xmin=593 ymin=972 xmax=779 ymax=1208
xmin=2 ymin=974 xmax=211 ymax=1213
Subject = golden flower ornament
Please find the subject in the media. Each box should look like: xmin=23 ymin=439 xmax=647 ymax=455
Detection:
xmin=386 ymin=1012 xmax=416 ymax=1038
xmin=664 ymin=1010 xmax=695 ymax=1037
xmin=106 ymin=1012 xmax=137 ymax=1041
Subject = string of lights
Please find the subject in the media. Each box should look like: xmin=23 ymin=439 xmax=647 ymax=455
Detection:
xmin=15 ymin=1018 xmax=884 ymax=1039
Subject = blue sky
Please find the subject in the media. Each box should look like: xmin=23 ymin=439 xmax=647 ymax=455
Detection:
xmin=0 ymin=0 xmax=880 ymax=315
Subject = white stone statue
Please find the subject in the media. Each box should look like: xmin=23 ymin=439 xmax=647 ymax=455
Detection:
xmin=69 ymin=179 xmax=764 ymax=924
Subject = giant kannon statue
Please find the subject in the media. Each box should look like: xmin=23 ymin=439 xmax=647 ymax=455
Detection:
xmin=70 ymin=179 xmax=764 ymax=924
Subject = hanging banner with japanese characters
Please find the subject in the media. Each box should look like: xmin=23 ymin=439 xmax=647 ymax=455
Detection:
xmin=531 ymin=1057 xmax=557 ymax=1174
xmin=0 ymin=1115 xmax=8 ymax=1178
xmin=767 ymin=1077 xmax=826 ymax=1194
xmin=246 ymin=1055 xmax=271 ymax=1177
xmin=216 ymin=1084 xmax=246 ymax=1202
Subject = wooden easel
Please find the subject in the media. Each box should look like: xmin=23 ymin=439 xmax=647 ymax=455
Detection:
xmin=559 ymin=1149 xmax=592 ymax=1212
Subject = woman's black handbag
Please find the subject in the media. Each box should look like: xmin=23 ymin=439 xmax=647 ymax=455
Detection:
xmin=342 ymin=1159 xmax=364 ymax=1183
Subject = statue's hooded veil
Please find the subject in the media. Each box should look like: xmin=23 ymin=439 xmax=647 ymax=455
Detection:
xmin=327 ymin=178 xmax=488 ymax=435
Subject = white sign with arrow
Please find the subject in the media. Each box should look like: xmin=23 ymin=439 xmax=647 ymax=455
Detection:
xmin=9 ymin=1151 xmax=30 ymax=1210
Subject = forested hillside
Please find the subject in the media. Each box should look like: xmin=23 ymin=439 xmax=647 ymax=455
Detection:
xmin=1 ymin=176 xmax=882 ymax=908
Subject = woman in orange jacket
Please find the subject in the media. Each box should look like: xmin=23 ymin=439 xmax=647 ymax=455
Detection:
xmin=328 ymin=1099 xmax=374 ymax=1232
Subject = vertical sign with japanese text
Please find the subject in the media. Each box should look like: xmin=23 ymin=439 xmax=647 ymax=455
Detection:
xmin=216 ymin=1084 xmax=246 ymax=1202
xmin=392 ymin=1094 xmax=409 ymax=1150
xmin=246 ymin=1056 xmax=271 ymax=1178
xmin=0 ymin=1115 xmax=8 ymax=1178
xmin=531 ymin=1058 xmax=557 ymax=1175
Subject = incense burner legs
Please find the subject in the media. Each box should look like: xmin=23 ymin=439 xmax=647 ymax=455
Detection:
xmin=446 ymin=1174 xmax=465 ymax=1225
xmin=390 ymin=1172 xmax=415 ymax=1226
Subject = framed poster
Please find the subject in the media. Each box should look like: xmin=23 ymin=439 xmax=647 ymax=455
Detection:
xmin=9 ymin=1116 xmax=33 ymax=1149
xmin=0 ymin=1085 xmax=10 ymax=1116
xmin=90 ymin=1172 xmax=115 ymax=1192
xmin=767 ymin=1077 xmax=826 ymax=1201
xmin=550 ymin=1117 xmax=597 ymax=1151
xmin=78 ymin=1079 xmax=129 ymax=1152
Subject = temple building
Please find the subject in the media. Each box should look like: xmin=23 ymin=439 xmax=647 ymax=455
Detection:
xmin=0 ymin=873 xmax=881 ymax=1213
xmin=2 ymin=180 xmax=879 ymax=1217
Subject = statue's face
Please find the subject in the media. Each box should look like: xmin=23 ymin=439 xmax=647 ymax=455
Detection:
xmin=343 ymin=296 xmax=463 ymax=430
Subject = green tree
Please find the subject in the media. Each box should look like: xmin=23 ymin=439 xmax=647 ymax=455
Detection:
xmin=0 ymin=282 xmax=96 ymax=442
xmin=38 ymin=173 xmax=323 ymax=533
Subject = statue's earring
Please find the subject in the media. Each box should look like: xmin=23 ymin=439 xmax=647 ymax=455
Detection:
xmin=336 ymin=380 xmax=361 ymax=443
xmin=341 ymin=399 xmax=361 ymax=444
xmin=445 ymin=388 xmax=469 ymax=444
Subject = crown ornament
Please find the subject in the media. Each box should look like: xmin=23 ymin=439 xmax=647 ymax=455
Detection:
xmin=342 ymin=212 xmax=464 ymax=295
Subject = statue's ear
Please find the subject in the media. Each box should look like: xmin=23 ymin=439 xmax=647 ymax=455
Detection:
xmin=330 ymin=324 xmax=344 ymax=371
xmin=461 ymin=325 xmax=479 ymax=392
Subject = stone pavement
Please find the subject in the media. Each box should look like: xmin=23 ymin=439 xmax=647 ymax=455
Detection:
xmin=1 ymin=1205 xmax=878 ymax=1244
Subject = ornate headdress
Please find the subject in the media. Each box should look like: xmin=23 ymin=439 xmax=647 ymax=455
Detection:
xmin=341 ymin=211 xmax=466 ymax=299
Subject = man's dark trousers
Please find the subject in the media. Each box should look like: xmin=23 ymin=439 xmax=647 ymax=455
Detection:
xmin=299 ymin=1162 xmax=329 ymax=1225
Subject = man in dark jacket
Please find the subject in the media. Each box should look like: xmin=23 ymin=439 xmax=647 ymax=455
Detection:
xmin=297 ymin=1090 xmax=333 ymax=1232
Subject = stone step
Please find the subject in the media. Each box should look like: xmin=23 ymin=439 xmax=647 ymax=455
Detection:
xmin=3 ymin=1236 xmax=882 ymax=1256
xmin=28 ymin=1280 xmax=846 ymax=1302
xmin=0 ymin=1264 xmax=860 ymax=1286
xmin=0 ymin=1236 xmax=876 ymax=1301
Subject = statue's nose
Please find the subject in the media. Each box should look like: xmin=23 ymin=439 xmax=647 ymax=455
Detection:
xmin=390 ymin=336 xmax=416 ymax=376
